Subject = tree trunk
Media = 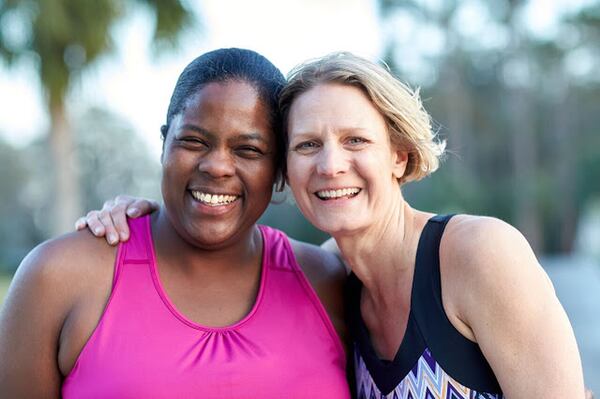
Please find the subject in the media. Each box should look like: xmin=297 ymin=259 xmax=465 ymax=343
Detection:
xmin=553 ymin=87 xmax=577 ymax=253
xmin=509 ymin=87 xmax=542 ymax=253
xmin=49 ymin=102 xmax=82 ymax=236
xmin=441 ymin=56 xmax=475 ymax=182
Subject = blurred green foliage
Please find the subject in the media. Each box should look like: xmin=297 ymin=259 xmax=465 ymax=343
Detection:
xmin=382 ymin=0 xmax=600 ymax=253
xmin=0 ymin=107 xmax=160 ymax=273
xmin=0 ymin=0 xmax=195 ymax=235
xmin=0 ymin=273 xmax=11 ymax=304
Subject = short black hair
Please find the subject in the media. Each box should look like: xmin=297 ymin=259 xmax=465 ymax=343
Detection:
xmin=162 ymin=48 xmax=286 ymax=189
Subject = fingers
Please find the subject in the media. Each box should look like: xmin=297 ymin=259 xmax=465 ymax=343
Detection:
xmin=111 ymin=196 xmax=137 ymax=241
xmin=103 ymin=195 xmax=158 ymax=243
xmin=75 ymin=195 xmax=159 ymax=245
xmin=125 ymin=198 xmax=160 ymax=218
xmin=98 ymin=208 xmax=120 ymax=245
xmin=74 ymin=217 xmax=87 ymax=231
xmin=85 ymin=210 xmax=106 ymax=237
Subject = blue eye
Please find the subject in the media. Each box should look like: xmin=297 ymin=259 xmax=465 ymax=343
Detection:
xmin=293 ymin=141 xmax=319 ymax=153
xmin=347 ymin=137 xmax=366 ymax=145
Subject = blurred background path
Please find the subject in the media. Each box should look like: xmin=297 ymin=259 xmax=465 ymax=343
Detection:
xmin=544 ymin=256 xmax=600 ymax=393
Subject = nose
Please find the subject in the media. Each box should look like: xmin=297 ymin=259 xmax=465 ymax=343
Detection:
xmin=316 ymin=143 xmax=348 ymax=177
xmin=198 ymin=148 xmax=235 ymax=178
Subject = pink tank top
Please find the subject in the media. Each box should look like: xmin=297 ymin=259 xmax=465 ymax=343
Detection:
xmin=62 ymin=216 xmax=349 ymax=398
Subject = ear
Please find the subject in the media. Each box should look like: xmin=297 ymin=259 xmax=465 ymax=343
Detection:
xmin=160 ymin=141 xmax=166 ymax=165
xmin=160 ymin=124 xmax=168 ymax=165
xmin=391 ymin=147 xmax=409 ymax=180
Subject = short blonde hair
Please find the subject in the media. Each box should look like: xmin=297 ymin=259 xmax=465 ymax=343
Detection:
xmin=280 ymin=52 xmax=445 ymax=184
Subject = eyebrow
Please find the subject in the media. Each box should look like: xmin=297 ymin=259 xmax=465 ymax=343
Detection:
xmin=336 ymin=127 xmax=371 ymax=135
xmin=180 ymin=124 xmax=213 ymax=137
xmin=235 ymin=133 xmax=269 ymax=144
xmin=180 ymin=124 xmax=269 ymax=143
xmin=290 ymin=127 xmax=371 ymax=139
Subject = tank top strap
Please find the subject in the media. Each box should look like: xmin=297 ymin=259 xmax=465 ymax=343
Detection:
xmin=110 ymin=216 xmax=153 ymax=288
xmin=411 ymin=214 xmax=454 ymax=327
xmin=258 ymin=225 xmax=297 ymax=272
xmin=259 ymin=225 xmax=346 ymax=357
xmin=412 ymin=214 xmax=501 ymax=392
xmin=120 ymin=216 xmax=153 ymax=264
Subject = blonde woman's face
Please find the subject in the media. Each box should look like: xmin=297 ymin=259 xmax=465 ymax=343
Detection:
xmin=286 ymin=83 xmax=408 ymax=236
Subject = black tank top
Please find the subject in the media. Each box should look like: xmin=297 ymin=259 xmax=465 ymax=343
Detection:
xmin=346 ymin=214 xmax=504 ymax=398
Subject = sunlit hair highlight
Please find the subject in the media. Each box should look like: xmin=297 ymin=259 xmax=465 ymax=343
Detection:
xmin=280 ymin=52 xmax=445 ymax=184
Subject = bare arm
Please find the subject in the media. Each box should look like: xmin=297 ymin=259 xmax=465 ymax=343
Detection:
xmin=443 ymin=216 xmax=585 ymax=398
xmin=75 ymin=195 xmax=159 ymax=245
xmin=0 ymin=242 xmax=71 ymax=398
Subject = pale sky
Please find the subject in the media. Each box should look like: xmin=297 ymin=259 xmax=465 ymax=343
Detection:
xmin=0 ymin=0 xmax=382 ymax=156
xmin=0 ymin=0 xmax=592 ymax=156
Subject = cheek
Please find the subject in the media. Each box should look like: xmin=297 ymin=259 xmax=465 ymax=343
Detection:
xmin=286 ymin=155 xmax=307 ymax=182
xmin=243 ymin=160 xmax=277 ymax=199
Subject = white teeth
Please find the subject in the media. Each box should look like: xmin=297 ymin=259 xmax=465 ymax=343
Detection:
xmin=316 ymin=188 xmax=360 ymax=199
xmin=191 ymin=191 xmax=238 ymax=206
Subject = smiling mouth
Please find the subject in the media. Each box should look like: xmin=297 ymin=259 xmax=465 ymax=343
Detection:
xmin=190 ymin=190 xmax=240 ymax=207
xmin=315 ymin=188 xmax=361 ymax=200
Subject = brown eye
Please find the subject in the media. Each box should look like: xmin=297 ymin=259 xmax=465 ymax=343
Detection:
xmin=179 ymin=137 xmax=208 ymax=147
xmin=236 ymin=146 xmax=264 ymax=159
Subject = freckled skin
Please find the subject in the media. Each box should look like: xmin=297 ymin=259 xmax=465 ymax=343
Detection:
xmin=286 ymin=83 xmax=407 ymax=236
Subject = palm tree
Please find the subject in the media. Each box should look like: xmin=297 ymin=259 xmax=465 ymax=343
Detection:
xmin=0 ymin=0 xmax=193 ymax=235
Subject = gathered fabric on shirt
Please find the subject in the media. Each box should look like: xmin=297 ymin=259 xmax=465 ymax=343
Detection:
xmin=62 ymin=216 xmax=349 ymax=399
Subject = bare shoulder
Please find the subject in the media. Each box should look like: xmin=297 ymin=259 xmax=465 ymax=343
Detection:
xmin=441 ymin=214 xmax=548 ymax=287
xmin=290 ymin=238 xmax=347 ymax=285
xmin=320 ymin=237 xmax=341 ymax=257
xmin=439 ymin=214 xmax=555 ymax=338
xmin=439 ymin=218 xmax=585 ymax=396
xmin=289 ymin=238 xmax=348 ymax=343
xmin=0 ymin=230 xmax=118 ymax=392
xmin=16 ymin=229 xmax=117 ymax=295
xmin=5 ymin=229 xmax=118 ymax=330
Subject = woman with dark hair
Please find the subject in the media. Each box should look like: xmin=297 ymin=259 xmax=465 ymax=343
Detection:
xmin=0 ymin=48 xmax=350 ymax=398
xmin=85 ymin=52 xmax=587 ymax=398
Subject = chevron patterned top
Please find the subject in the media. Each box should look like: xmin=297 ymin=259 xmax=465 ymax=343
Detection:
xmin=354 ymin=346 xmax=503 ymax=399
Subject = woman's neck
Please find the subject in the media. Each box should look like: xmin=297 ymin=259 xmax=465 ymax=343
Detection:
xmin=334 ymin=200 xmax=427 ymax=303
xmin=151 ymin=208 xmax=262 ymax=276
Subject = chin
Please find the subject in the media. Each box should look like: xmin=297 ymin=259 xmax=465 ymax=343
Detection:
xmin=181 ymin=220 xmax=240 ymax=249
xmin=311 ymin=217 xmax=366 ymax=237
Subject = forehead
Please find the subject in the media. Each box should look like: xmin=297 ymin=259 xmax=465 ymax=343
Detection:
xmin=288 ymin=83 xmax=386 ymax=132
xmin=185 ymin=80 xmax=264 ymax=114
xmin=175 ymin=80 xmax=273 ymax=134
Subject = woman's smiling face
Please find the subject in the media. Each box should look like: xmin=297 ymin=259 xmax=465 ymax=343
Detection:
xmin=161 ymin=80 xmax=276 ymax=249
xmin=286 ymin=83 xmax=408 ymax=236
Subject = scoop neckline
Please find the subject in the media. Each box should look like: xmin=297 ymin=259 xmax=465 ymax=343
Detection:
xmin=145 ymin=217 xmax=269 ymax=332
